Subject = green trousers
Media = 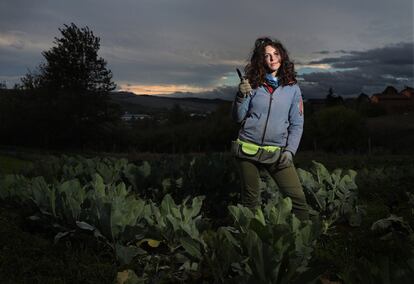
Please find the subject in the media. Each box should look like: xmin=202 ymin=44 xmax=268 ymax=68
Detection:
xmin=235 ymin=157 xmax=309 ymax=221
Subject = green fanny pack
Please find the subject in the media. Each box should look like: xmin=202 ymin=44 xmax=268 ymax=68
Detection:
xmin=231 ymin=138 xmax=281 ymax=164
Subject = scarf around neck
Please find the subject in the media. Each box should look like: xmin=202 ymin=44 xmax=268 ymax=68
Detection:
xmin=265 ymin=73 xmax=279 ymax=88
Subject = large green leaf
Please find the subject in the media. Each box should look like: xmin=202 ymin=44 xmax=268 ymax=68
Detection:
xmin=180 ymin=236 xmax=202 ymax=259
xmin=182 ymin=195 xmax=204 ymax=222
xmin=311 ymin=161 xmax=332 ymax=185
xmin=160 ymin=194 xmax=176 ymax=216
xmin=244 ymin=230 xmax=266 ymax=282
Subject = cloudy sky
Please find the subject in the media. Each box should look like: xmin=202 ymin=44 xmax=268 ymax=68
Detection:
xmin=0 ymin=0 xmax=413 ymax=99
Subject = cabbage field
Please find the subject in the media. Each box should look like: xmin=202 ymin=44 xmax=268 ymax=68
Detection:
xmin=0 ymin=153 xmax=413 ymax=283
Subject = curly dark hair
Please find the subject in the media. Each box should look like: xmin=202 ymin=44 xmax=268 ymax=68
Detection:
xmin=244 ymin=37 xmax=297 ymax=88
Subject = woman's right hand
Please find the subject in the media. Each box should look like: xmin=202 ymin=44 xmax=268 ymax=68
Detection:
xmin=238 ymin=78 xmax=252 ymax=97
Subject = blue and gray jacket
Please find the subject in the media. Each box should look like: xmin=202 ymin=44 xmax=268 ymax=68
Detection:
xmin=232 ymin=82 xmax=304 ymax=155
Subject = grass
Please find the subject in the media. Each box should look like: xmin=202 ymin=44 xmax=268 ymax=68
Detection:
xmin=0 ymin=203 xmax=117 ymax=284
xmin=295 ymin=150 xmax=414 ymax=170
xmin=0 ymin=154 xmax=31 ymax=174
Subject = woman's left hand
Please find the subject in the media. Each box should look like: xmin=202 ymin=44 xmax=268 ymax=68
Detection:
xmin=279 ymin=151 xmax=293 ymax=167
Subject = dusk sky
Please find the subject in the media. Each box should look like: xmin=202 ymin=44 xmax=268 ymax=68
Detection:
xmin=0 ymin=0 xmax=413 ymax=100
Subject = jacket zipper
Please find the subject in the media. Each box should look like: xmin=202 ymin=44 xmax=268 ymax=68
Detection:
xmin=261 ymin=93 xmax=273 ymax=145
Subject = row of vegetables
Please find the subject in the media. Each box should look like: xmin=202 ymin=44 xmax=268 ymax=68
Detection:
xmin=1 ymin=154 xmax=413 ymax=283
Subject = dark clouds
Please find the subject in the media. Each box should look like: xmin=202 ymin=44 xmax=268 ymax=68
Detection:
xmin=167 ymin=85 xmax=238 ymax=101
xmin=300 ymin=42 xmax=413 ymax=98
xmin=0 ymin=0 xmax=413 ymax=97
xmin=167 ymin=42 xmax=414 ymax=100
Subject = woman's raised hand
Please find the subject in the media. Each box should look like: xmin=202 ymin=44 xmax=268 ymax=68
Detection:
xmin=236 ymin=69 xmax=252 ymax=98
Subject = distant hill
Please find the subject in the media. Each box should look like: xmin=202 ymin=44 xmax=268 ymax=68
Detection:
xmin=109 ymin=91 xmax=230 ymax=113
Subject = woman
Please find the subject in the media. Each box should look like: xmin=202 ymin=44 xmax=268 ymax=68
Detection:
xmin=231 ymin=37 xmax=309 ymax=221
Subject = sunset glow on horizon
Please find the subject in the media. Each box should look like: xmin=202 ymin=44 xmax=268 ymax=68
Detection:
xmin=119 ymin=84 xmax=212 ymax=95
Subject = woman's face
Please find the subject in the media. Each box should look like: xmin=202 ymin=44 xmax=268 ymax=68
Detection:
xmin=264 ymin=45 xmax=281 ymax=74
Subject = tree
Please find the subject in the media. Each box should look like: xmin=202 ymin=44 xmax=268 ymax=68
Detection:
xmin=325 ymin=87 xmax=344 ymax=106
xmin=357 ymin=93 xmax=370 ymax=103
xmin=22 ymin=23 xmax=116 ymax=92
xmin=310 ymin=105 xmax=367 ymax=152
xmin=168 ymin=104 xmax=189 ymax=124
xmin=20 ymin=69 xmax=42 ymax=90
xmin=326 ymin=87 xmax=334 ymax=99
xmin=17 ymin=23 xmax=121 ymax=150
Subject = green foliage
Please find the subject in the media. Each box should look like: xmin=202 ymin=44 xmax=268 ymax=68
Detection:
xmin=167 ymin=104 xmax=189 ymax=124
xmin=298 ymin=161 xmax=365 ymax=233
xmin=0 ymin=206 xmax=116 ymax=283
xmin=357 ymin=165 xmax=414 ymax=215
xmin=27 ymin=154 xmax=240 ymax=220
xmin=0 ymin=154 xmax=31 ymax=174
xmin=336 ymin=214 xmax=414 ymax=283
xmin=141 ymin=194 xmax=207 ymax=274
xmin=204 ymin=194 xmax=320 ymax=283
xmin=0 ymin=168 xmax=209 ymax=280
xmin=0 ymin=174 xmax=31 ymax=201
xmin=309 ymin=105 xmax=368 ymax=152
xmin=356 ymin=100 xmax=387 ymax=117
xmin=408 ymin=192 xmax=414 ymax=216
xmin=1 ymin=154 xmax=414 ymax=283
xmin=117 ymin=101 xmax=238 ymax=153
xmin=371 ymin=214 xmax=413 ymax=241
xmin=85 ymin=174 xmax=147 ymax=242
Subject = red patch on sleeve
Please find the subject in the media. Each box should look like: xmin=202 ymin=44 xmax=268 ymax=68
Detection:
xmin=299 ymin=97 xmax=303 ymax=116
